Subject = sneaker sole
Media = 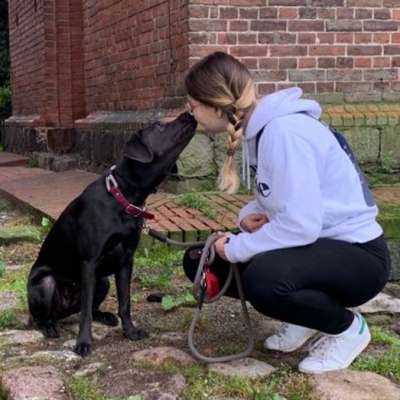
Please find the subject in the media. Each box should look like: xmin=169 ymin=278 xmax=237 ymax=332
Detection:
xmin=298 ymin=331 xmax=371 ymax=374
xmin=265 ymin=332 xmax=318 ymax=353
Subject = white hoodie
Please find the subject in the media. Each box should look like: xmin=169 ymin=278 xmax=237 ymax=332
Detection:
xmin=224 ymin=87 xmax=383 ymax=264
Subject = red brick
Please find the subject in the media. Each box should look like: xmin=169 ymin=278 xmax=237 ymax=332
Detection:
xmin=373 ymin=32 xmax=391 ymax=43
xmin=299 ymin=57 xmax=317 ymax=68
xmin=309 ymin=46 xmax=346 ymax=56
xmin=354 ymin=57 xmax=372 ymax=68
xmin=392 ymin=33 xmax=400 ymax=43
xmin=257 ymin=83 xmax=276 ymax=94
xmin=355 ymin=33 xmax=373 ymax=44
xmin=373 ymin=57 xmax=391 ymax=68
xmin=288 ymin=20 xmax=324 ymax=32
xmin=278 ymin=7 xmax=298 ymax=19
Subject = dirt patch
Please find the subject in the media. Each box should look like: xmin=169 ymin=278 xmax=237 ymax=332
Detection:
xmin=373 ymin=184 xmax=400 ymax=203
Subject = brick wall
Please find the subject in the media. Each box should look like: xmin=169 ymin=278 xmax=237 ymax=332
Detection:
xmin=8 ymin=0 xmax=46 ymax=117
xmin=6 ymin=0 xmax=400 ymax=131
xmin=83 ymin=0 xmax=189 ymax=112
xmin=8 ymin=0 xmax=86 ymax=127
xmin=188 ymin=0 xmax=400 ymax=102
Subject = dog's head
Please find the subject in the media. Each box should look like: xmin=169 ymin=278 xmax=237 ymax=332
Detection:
xmin=123 ymin=112 xmax=197 ymax=188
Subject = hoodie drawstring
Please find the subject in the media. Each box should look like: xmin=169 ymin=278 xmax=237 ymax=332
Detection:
xmin=241 ymin=141 xmax=252 ymax=192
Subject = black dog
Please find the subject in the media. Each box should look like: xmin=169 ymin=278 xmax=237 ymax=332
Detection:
xmin=27 ymin=112 xmax=197 ymax=357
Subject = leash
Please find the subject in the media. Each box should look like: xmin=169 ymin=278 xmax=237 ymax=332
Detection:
xmin=104 ymin=169 xmax=254 ymax=362
xmin=145 ymin=227 xmax=255 ymax=363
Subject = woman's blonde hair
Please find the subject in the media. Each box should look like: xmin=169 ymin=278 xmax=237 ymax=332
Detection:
xmin=184 ymin=52 xmax=256 ymax=194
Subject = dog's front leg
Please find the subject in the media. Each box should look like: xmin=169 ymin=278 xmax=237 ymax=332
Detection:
xmin=74 ymin=260 xmax=97 ymax=357
xmin=115 ymin=253 xmax=147 ymax=341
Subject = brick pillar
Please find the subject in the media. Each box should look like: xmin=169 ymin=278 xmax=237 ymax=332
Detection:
xmin=44 ymin=0 xmax=85 ymax=128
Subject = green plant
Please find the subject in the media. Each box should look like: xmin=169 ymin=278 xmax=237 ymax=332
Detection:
xmin=40 ymin=217 xmax=53 ymax=235
xmin=0 ymin=85 xmax=10 ymax=119
xmin=0 ymin=260 xmax=5 ymax=277
xmin=161 ymin=291 xmax=196 ymax=311
xmin=177 ymin=192 xmax=216 ymax=219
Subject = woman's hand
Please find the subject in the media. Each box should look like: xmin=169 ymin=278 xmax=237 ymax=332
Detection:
xmin=240 ymin=213 xmax=269 ymax=233
xmin=214 ymin=232 xmax=231 ymax=261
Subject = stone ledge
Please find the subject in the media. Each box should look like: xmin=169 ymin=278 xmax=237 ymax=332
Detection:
xmin=322 ymin=103 xmax=400 ymax=127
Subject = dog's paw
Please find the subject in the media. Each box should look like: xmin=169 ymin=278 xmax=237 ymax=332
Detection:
xmin=124 ymin=327 xmax=148 ymax=341
xmin=93 ymin=311 xmax=119 ymax=327
xmin=73 ymin=342 xmax=91 ymax=357
xmin=38 ymin=323 xmax=60 ymax=338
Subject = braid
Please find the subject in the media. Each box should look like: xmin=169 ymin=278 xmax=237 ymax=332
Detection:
xmin=217 ymin=80 xmax=255 ymax=194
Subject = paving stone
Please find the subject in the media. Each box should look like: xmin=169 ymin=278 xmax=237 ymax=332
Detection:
xmin=354 ymin=292 xmax=400 ymax=314
xmin=67 ymin=321 xmax=117 ymax=341
xmin=160 ymin=332 xmax=185 ymax=343
xmin=0 ymin=291 xmax=19 ymax=312
xmin=131 ymin=346 xmax=196 ymax=366
xmin=0 ymin=330 xmax=44 ymax=347
xmin=100 ymin=369 xmax=187 ymax=400
xmin=1 ymin=365 xmax=67 ymax=400
xmin=311 ymin=370 xmax=400 ymax=400
xmin=63 ymin=339 xmax=76 ymax=349
xmin=209 ymin=357 xmax=275 ymax=379
xmin=30 ymin=350 xmax=81 ymax=365
xmin=73 ymin=362 xmax=105 ymax=377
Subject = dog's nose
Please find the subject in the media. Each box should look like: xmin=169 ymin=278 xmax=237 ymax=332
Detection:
xmin=178 ymin=111 xmax=196 ymax=124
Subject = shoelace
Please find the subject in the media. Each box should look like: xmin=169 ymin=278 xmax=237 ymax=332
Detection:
xmin=275 ymin=323 xmax=290 ymax=340
xmin=308 ymin=335 xmax=337 ymax=360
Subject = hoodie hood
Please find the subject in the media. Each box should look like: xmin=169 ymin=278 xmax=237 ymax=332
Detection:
xmin=246 ymin=87 xmax=322 ymax=140
xmin=240 ymin=87 xmax=322 ymax=190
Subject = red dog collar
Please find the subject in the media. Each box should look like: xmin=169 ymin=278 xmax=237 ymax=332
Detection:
xmin=105 ymin=166 xmax=154 ymax=220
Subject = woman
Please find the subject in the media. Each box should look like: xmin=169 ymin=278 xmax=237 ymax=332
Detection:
xmin=182 ymin=52 xmax=391 ymax=374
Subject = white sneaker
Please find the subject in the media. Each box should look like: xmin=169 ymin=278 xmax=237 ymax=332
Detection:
xmin=264 ymin=322 xmax=317 ymax=353
xmin=298 ymin=313 xmax=371 ymax=374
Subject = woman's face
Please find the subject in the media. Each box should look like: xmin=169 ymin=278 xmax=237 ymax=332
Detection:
xmin=186 ymin=96 xmax=229 ymax=135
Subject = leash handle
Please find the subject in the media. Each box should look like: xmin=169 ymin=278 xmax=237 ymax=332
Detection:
xmin=188 ymin=233 xmax=255 ymax=363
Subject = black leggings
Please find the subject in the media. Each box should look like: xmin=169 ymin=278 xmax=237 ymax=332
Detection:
xmin=183 ymin=235 xmax=391 ymax=334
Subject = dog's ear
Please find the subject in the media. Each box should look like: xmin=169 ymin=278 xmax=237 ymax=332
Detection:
xmin=123 ymin=131 xmax=154 ymax=163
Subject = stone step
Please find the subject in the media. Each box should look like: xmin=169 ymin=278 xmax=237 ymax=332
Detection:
xmin=0 ymin=152 xmax=29 ymax=167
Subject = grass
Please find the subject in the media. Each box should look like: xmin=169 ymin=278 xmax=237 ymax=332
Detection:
xmin=364 ymin=163 xmax=400 ymax=187
xmin=353 ymin=346 xmax=400 ymax=381
xmin=67 ymin=377 xmax=108 ymax=400
xmin=177 ymin=192 xmax=217 ymax=219
xmin=0 ymin=310 xmax=21 ymax=330
xmin=149 ymin=361 xmax=316 ymax=400
xmin=134 ymin=242 xmax=184 ymax=290
xmin=352 ymin=326 xmax=400 ymax=381
xmin=0 ymin=266 xmax=29 ymax=310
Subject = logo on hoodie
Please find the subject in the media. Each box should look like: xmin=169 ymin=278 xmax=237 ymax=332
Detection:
xmin=257 ymin=181 xmax=271 ymax=198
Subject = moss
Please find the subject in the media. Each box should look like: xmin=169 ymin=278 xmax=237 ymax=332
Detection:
xmin=377 ymin=203 xmax=400 ymax=239
xmin=0 ymin=224 xmax=42 ymax=245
